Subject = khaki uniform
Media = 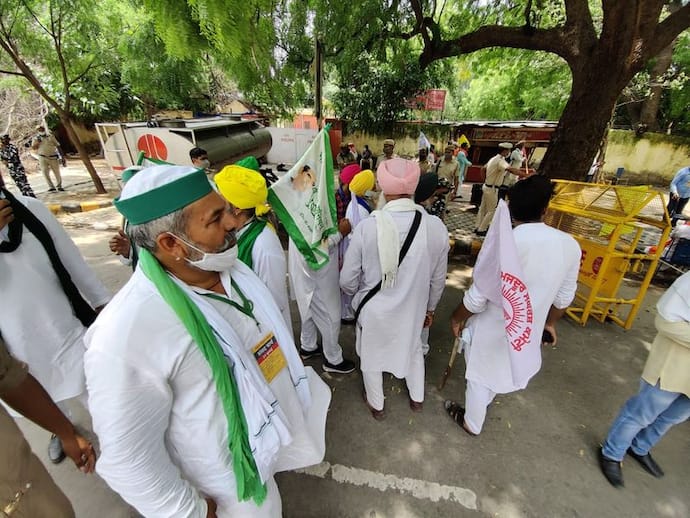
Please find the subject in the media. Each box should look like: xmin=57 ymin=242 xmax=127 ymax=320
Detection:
xmin=33 ymin=133 xmax=62 ymax=190
xmin=0 ymin=339 xmax=74 ymax=518
xmin=476 ymin=154 xmax=509 ymax=232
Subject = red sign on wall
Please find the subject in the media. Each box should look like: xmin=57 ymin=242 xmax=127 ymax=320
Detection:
xmin=406 ymin=89 xmax=447 ymax=111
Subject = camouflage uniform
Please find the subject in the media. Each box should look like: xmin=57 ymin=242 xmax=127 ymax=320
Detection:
xmin=0 ymin=143 xmax=35 ymax=197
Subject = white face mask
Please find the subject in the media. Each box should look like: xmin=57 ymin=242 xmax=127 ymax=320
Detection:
xmin=198 ymin=159 xmax=211 ymax=170
xmin=170 ymin=234 xmax=238 ymax=272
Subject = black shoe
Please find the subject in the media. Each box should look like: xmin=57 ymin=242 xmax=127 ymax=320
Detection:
xmin=299 ymin=347 xmax=322 ymax=360
xmin=57 ymin=187 xmax=65 ymax=191
xmin=48 ymin=187 xmax=57 ymax=192
xmin=627 ymin=448 xmax=664 ymax=478
xmin=475 ymin=230 xmax=487 ymax=237
xmin=598 ymin=448 xmax=624 ymax=488
xmin=323 ymin=358 xmax=356 ymax=374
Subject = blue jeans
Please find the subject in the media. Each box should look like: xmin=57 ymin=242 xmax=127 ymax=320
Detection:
xmin=602 ymin=379 xmax=690 ymax=461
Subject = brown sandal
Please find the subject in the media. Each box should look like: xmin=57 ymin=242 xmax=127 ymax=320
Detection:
xmin=444 ymin=400 xmax=477 ymax=436
xmin=363 ymin=390 xmax=386 ymax=421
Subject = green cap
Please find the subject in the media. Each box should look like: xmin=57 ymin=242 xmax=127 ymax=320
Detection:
xmin=114 ymin=165 xmax=212 ymax=225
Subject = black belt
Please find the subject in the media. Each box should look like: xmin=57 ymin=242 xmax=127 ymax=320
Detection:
xmin=484 ymin=184 xmax=498 ymax=189
xmin=39 ymin=154 xmax=59 ymax=158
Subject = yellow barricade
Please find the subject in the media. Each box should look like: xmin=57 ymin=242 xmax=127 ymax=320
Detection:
xmin=545 ymin=180 xmax=671 ymax=330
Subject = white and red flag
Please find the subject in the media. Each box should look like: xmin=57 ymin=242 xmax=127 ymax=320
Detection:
xmin=472 ymin=200 xmax=540 ymax=387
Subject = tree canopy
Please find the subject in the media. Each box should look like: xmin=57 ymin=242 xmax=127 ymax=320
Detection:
xmin=1 ymin=0 xmax=689 ymax=184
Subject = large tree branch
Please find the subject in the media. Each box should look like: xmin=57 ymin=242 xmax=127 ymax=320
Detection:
xmin=564 ymin=0 xmax=593 ymax=23
xmin=645 ymin=2 xmax=690 ymax=60
xmin=420 ymin=24 xmax=573 ymax=68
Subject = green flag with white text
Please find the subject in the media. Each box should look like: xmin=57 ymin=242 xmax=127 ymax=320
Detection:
xmin=268 ymin=127 xmax=337 ymax=270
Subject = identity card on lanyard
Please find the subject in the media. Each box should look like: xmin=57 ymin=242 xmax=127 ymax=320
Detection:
xmin=252 ymin=333 xmax=287 ymax=382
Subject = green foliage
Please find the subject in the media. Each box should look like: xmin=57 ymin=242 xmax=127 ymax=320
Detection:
xmin=330 ymin=54 xmax=445 ymax=132
xmin=448 ymin=48 xmax=571 ymax=120
xmin=116 ymin=8 xmax=214 ymax=117
xmin=663 ymin=31 xmax=690 ymax=135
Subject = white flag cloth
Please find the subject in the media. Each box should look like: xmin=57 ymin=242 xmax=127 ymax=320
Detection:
xmin=472 ymin=200 xmax=540 ymax=387
xmin=418 ymin=131 xmax=431 ymax=151
xmin=268 ymin=127 xmax=338 ymax=270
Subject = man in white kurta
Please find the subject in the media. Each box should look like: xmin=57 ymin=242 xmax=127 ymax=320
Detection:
xmin=215 ymin=163 xmax=294 ymax=336
xmin=0 ymin=191 xmax=110 ymax=459
xmin=84 ymin=166 xmax=330 ymax=518
xmin=450 ymin=176 xmax=580 ymax=435
xmin=288 ymin=222 xmax=356 ymax=373
xmin=341 ymin=158 xmax=449 ymax=418
xmin=340 ymin=170 xmax=375 ymax=321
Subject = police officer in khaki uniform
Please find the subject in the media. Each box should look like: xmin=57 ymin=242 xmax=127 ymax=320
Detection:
xmin=0 ymin=336 xmax=96 ymax=517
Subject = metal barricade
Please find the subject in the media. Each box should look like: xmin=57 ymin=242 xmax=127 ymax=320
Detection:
xmin=545 ymin=180 xmax=671 ymax=330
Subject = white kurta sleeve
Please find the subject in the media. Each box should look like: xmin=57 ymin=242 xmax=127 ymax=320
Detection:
xmin=24 ymin=197 xmax=111 ymax=308
xmin=327 ymin=232 xmax=343 ymax=248
xmin=552 ymin=239 xmax=581 ymax=309
xmin=252 ymin=231 xmax=290 ymax=314
xmin=85 ymin=350 xmax=208 ymax=518
xmin=340 ymin=224 xmax=364 ymax=295
xmin=427 ymin=220 xmax=450 ymax=312
xmin=463 ymin=282 xmax=489 ymax=314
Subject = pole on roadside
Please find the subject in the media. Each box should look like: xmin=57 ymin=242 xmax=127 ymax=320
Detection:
xmin=315 ymin=39 xmax=323 ymax=130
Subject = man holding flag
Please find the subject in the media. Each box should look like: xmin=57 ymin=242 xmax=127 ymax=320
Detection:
xmin=268 ymin=127 xmax=356 ymax=374
xmin=446 ymin=176 xmax=580 ymax=435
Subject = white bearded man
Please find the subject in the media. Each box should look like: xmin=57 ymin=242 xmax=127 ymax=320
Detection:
xmin=340 ymin=158 xmax=449 ymax=419
xmin=215 ymin=161 xmax=294 ymax=337
xmin=83 ymin=166 xmax=331 ymax=517
xmin=447 ymin=175 xmax=580 ymax=436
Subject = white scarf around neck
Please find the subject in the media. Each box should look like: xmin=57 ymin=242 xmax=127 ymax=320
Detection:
xmin=371 ymin=197 xmax=418 ymax=289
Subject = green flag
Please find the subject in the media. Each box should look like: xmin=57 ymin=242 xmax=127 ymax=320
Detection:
xmin=268 ymin=127 xmax=337 ymax=270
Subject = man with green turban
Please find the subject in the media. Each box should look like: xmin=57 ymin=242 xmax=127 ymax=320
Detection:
xmin=83 ymin=165 xmax=331 ymax=517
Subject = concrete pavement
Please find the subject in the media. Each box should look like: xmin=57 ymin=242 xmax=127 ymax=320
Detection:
xmin=14 ymin=215 xmax=690 ymax=518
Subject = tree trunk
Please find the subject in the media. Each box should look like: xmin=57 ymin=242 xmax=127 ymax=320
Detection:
xmin=638 ymin=38 xmax=677 ymax=132
xmin=539 ymin=64 xmax=626 ymax=181
xmin=57 ymin=112 xmax=106 ymax=194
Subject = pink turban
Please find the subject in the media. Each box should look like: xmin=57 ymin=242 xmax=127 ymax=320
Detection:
xmin=377 ymin=158 xmax=420 ymax=195
xmin=339 ymin=163 xmax=361 ymax=185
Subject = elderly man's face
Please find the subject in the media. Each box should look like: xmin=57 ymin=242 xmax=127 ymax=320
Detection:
xmin=181 ymin=191 xmax=237 ymax=259
xmin=444 ymin=149 xmax=453 ymax=160
xmin=383 ymin=143 xmax=394 ymax=156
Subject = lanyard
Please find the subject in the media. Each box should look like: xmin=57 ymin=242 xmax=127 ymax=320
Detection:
xmin=201 ymin=278 xmax=260 ymax=329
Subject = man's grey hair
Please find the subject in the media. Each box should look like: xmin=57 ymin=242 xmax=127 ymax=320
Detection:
xmin=127 ymin=207 xmax=189 ymax=253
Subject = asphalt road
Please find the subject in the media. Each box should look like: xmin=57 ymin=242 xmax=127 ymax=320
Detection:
xmin=15 ymin=214 xmax=690 ymax=518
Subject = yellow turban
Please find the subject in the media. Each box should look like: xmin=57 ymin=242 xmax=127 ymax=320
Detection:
xmin=215 ymin=165 xmax=270 ymax=216
xmin=349 ymin=169 xmax=375 ymax=196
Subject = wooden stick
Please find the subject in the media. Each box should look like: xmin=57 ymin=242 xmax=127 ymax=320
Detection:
xmin=438 ymin=336 xmax=460 ymax=390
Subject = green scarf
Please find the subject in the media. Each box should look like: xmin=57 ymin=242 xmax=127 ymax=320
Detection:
xmin=237 ymin=219 xmax=268 ymax=269
xmin=138 ymin=249 xmax=267 ymax=504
